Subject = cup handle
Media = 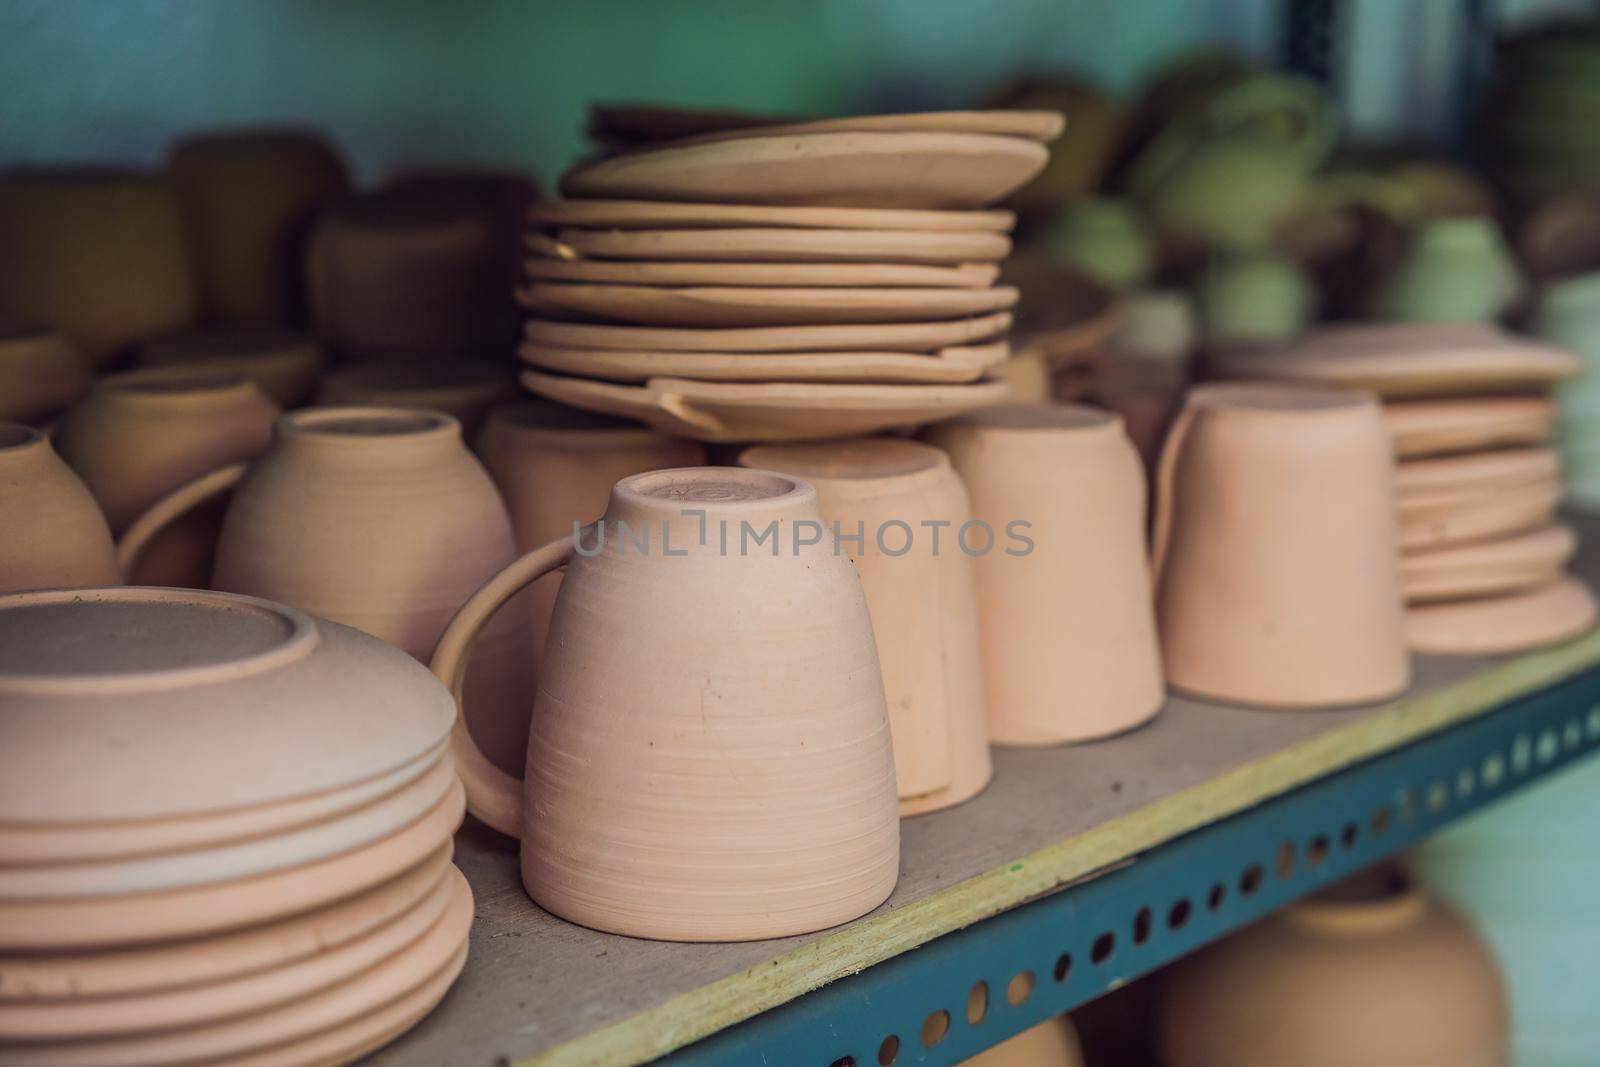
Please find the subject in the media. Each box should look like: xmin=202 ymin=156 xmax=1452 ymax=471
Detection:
xmin=429 ymin=533 xmax=577 ymax=837
xmin=1150 ymin=394 xmax=1199 ymax=584
xmin=115 ymin=464 xmax=249 ymax=581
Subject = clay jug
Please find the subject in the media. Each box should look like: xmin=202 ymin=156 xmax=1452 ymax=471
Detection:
xmin=115 ymin=407 xmax=535 ymax=776
xmin=1376 ymin=216 xmax=1524 ymax=324
xmin=474 ymin=401 xmax=705 ymax=670
xmin=1154 ymin=383 xmax=1410 ymax=707
xmin=52 ymin=369 xmax=278 ymax=588
xmin=0 ymin=424 xmax=119 ymax=593
xmin=923 ymin=405 xmax=1164 ymax=745
xmin=430 ymin=467 xmax=900 ymax=940
xmin=138 ymin=328 xmax=325 ymax=408
xmin=739 ymin=438 xmax=992 ymax=815
xmin=1157 ymin=865 xmax=1508 ymax=1067
xmin=0 ymin=328 xmax=92 ymax=426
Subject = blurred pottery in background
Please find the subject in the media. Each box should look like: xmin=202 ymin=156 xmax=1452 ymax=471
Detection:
xmin=139 ymin=327 xmax=325 ymax=407
xmin=431 ymin=468 xmax=900 ymax=941
xmin=475 ymin=400 xmax=705 ymax=670
xmin=739 ymin=438 xmax=991 ymax=815
xmin=986 ymin=74 xmax=1124 ymax=218
xmin=315 ymin=364 xmax=515 ymax=438
xmin=167 ymin=128 xmax=349 ymax=326
xmin=1154 ymin=383 xmax=1409 ymax=707
xmin=1196 ymin=247 xmax=1313 ymax=346
xmin=0 ymin=328 xmax=92 ymax=425
xmin=1518 ymin=191 xmax=1600 ymax=282
xmin=1375 ymin=215 xmax=1523 ymax=324
xmin=1157 ymin=864 xmax=1508 ymax=1067
xmin=962 ymin=1015 xmax=1084 ymax=1066
xmin=1093 ymin=290 xmax=1195 ymax=477
xmin=1531 ymin=271 xmax=1600 ymax=506
xmin=1000 ymin=255 xmax=1121 ymax=375
xmin=0 ymin=171 xmax=196 ymax=367
xmin=1041 ymin=197 xmax=1152 ymax=290
xmin=52 ymin=369 xmax=278 ymax=587
xmin=989 ymin=348 xmax=1052 ymax=403
xmin=116 ymin=407 xmax=536 ymax=776
xmin=1479 ymin=21 xmax=1600 ymax=208
xmin=0 ymin=424 xmax=119 ymax=593
xmin=925 ymin=405 xmax=1163 ymax=744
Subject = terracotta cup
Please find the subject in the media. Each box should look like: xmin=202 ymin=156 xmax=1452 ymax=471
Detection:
xmin=474 ymin=401 xmax=706 ymax=671
xmin=0 ymin=423 xmax=119 ymax=593
xmin=0 ymin=328 xmax=92 ymax=426
xmin=923 ymin=405 xmax=1164 ymax=745
xmin=430 ymin=467 xmax=900 ymax=941
xmin=115 ymin=407 xmax=535 ymax=777
xmin=52 ymin=369 xmax=279 ymax=587
xmin=1158 ymin=864 xmax=1508 ymax=1067
xmin=1154 ymin=383 xmax=1410 ymax=707
xmin=739 ymin=438 xmax=992 ymax=815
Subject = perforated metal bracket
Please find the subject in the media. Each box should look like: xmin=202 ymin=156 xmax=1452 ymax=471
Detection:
xmin=661 ymin=667 xmax=1600 ymax=1067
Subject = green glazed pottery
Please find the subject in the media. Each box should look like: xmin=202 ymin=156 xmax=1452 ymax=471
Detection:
xmin=1376 ymin=216 xmax=1523 ymax=324
xmin=1042 ymin=197 xmax=1153 ymax=290
xmin=1197 ymin=248 xmax=1314 ymax=345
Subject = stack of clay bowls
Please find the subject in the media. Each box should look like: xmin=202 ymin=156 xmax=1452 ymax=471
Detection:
xmin=0 ymin=586 xmax=469 ymax=1067
xmin=1216 ymin=323 xmax=1597 ymax=656
xmin=516 ymin=109 xmax=1067 ymax=441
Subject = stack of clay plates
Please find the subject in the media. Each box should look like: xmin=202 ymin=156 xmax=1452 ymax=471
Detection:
xmin=516 ymin=109 xmax=1063 ymax=441
xmin=0 ymin=587 xmax=469 ymax=1067
xmin=1216 ymin=322 xmax=1598 ymax=655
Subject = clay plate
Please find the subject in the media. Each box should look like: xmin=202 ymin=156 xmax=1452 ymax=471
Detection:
xmin=1384 ymin=397 xmax=1557 ymax=458
xmin=540 ymin=226 xmax=1011 ymax=264
xmin=559 ymin=131 xmax=1050 ymax=209
xmin=519 ymin=341 xmax=1006 ymax=385
xmin=1397 ymin=481 xmax=1562 ymax=551
xmin=521 ymin=369 xmax=1009 ymax=442
xmin=1406 ymin=577 xmax=1599 ymax=655
xmin=522 ymin=311 xmax=1011 ymax=353
xmin=523 ymin=256 xmax=1001 ymax=289
xmin=1395 ymin=447 xmax=1560 ymax=498
xmin=527 ymin=198 xmax=1015 ymax=232
xmin=662 ymin=109 xmax=1066 ymax=145
xmin=1402 ymin=523 xmax=1577 ymax=603
xmin=522 ymin=282 xmax=1019 ymax=326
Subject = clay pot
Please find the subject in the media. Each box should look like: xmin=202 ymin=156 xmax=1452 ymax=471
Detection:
xmin=51 ymin=369 xmax=278 ymax=587
xmin=0 ymin=171 xmax=197 ymax=367
xmin=1196 ymin=247 xmax=1314 ymax=345
xmin=1375 ymin=216 xmax=1523 ymax=324
xmin=138 ymin=327 xmax=325 ymax=406
xmin=166 ymin=129 xmax=349 ymax=326
xmin=739 ymin=438 xmax=992 ymax=815
xmin=474 ymin=401 xmax=706 ymax=671
xmin=923 ymin=405 xmax=1164 ymax=744
xmin=116 ymin=407 xmax=535 ymax=777
xmin=0 ymin=328 xmax=92 ymax=426
xmin=430 ymin=467 xmax=900 ymax=940
xmin=1154 ymin=383 xmax=1409 ymax=707
xmin=1042 ymin=197 xmax=1153 ymax=290
xmin=0 ymin=424 xmax=118 ymax=593
xmin=1157 ymin=865 xmax=1508 ymax=1067
xmin=314 ymin=363 xmax=514 ymax=439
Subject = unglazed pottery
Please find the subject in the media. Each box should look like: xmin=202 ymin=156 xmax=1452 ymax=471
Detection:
xmin=1395 ymin=447 xmax=1559 ymax=497
xmin=1397 ymin=480 xmax=1562 ymax=552
xmin=1197 ymin=247 xmax=1314 ymax=344
xmin=0 ymin=424 xmax=119 ymax=593
xmin=475 ymin=400 xmax=705 ymax=671
xmin=138 ymin=327 xmax=325 ymax=406
xmin=998 ymin=255 xmax=1121 ymax=370
xmin=988 ymin=349 xmax=1053 ymax=404
xmin=525 ymin=256 xmax=1002 ymax=289
xmin=1042 ymin=197 xmax=1153 ymax=291
xmin=522 ymin=311 xmax=1012 ymax=353
xmin=313 ymin=364 xmax=514 ymax=438
xmin=962 ymin=1016 xmax=1085 ymax=1066
xmin=1154 ymin=384 xmax=1409 ymax=707
xmin=0 ymin=329 xmax=92 ymax=425
xmin=431 ymin=467 xmax=900 ymax=940
xmin=1405 ymin=577 xmax=1599 ymax=655
xmin=1532 ymin=270 xmax=1600 ymax=505
xmin=665 ymin=109 xmax=1066 ymax=145
xmin=117 ymin=407 xmax=535 ymax=776
xmin=0 ymin=171 xmax=197 ymax=367
xmin=1157 ymin=865 xmax=1508 ymax=1067
xmin=166 ymin=129 xmax=349 ymax=325
xmin=1384 ymin=397 xmax=1556 ymax=459
xmin=528 ymin=198 xmax=1016 ymax=232
xmin=51 ymin=369 xmax=278 ymax=587
xmin=521 ymin=371 xmax=1009 ymax=442
xmin=1518 ymin=191 xmax=1600 ymax=281
xmin=559 ymin=130 xmax=1049 ymax=209
xmin=739 ymin=438 xmax=992 ymax=813
xmin=542 ymin=226 xmax=1011 ymax=264
xmin=1375 ymin=215 xmax=1523 ymax=324
xmin=520 ymin=341 xmax=1006 ymax=385
xmin=522 ymin=282 xmax=1019 ymax=327
xmin=923 ymin=405 xmax=1164 ymax=744
xmin=1402 ymin=524 xmax=1576 ymax=603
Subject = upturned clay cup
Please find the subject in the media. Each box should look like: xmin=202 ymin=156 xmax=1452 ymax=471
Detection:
xmin=1154 ymin=383 xmax=1410 ymax=707
xmin=115 ymin=407 xmax=536 ymax=776
xmin=739 ymin=438 xmax=992 ymax=814
xmin=923 ymin=405 xmax=1164 ymax=745
xmin=430 ymin=467 xmax=900 ymax=941
xmin=0 ymin=423 xmax=119 ymax=593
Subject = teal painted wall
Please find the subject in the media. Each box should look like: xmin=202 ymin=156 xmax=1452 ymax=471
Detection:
xmin=0 ymin=0 xmax=1277 ymax=185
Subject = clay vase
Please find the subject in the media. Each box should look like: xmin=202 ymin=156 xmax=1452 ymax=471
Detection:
xmin=0 ymin=171 xmax=197 ymax=368
xmin=923 ymin=405 xmax=1164 ymax=745
xmin=0 ymin=328 xmax=92 ymax=426
xmin=474 ymin=401 xmax=706 ymax=670
xmin=1154 ymin=383 xmax=1410 ymax=707
xmin=963 ymin=1016 xmax=1085 ymax=1066
xmin=314 ymin=364 xmax=515 ymax=439
xmin=138 ymin=327 xmax=325 ymax=407
xmin=0 ymin=423 xmax=119 ymax=593
xmin=1042 ymin=198 xmax=1153 ymax=291
xmin=1157 ymin=865 xmax=1508 ymax=1067
xmin=52 ymin=369 xmax=278 ymax=588
xmin=115 ymin=407 xmax=536 ymax=777
xmin=430 ymin=467 xmax=900 ymax=941
xmin=166 ymin=129 xmax=350 ymax=326
xmin=1375 ymin=216 xmax=1524 ymax=324
xmin=1196 ymin=247 xmax=1314 ymax=345
xmin=739 ymin=438 xmax=992 ymax=815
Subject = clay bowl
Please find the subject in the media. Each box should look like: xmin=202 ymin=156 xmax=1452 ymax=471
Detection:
xmin=1406 ymin=577 xmax=1599 ymax=655
xmin=527 ymin=198 xmax=1015 ymax=232
xmin=521 ymin=281 xmax=1019 ymax=327
xmin=1402 ymin=524 xmax=1577 ymax=603
xmin=0 ymin=328 xmax=92 ymax=426
xmin=519 ymin=341 xmax=1006 ymax=385
xmin=1384 ymin=397 xmax=1557 ymax=458
xmin=523 ymin=256 xmax=1002 ymax=289
xmin=521 ymin=312 xmax=1011 ymax=354
xmin=537 ymin=226 xmax=1011 ymax=264
xmin=313 ymin=364 xmax=515 ymax=437
xmin=137 ymin=328 xmax=325 ymax=407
